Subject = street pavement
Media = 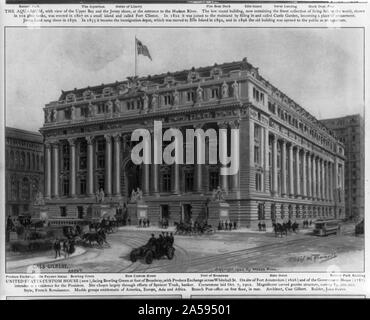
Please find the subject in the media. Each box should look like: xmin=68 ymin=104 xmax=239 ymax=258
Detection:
xmin=6 ymin=223 xmax=364 ymax=273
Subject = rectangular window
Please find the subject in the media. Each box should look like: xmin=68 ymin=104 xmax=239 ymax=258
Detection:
xmin=60 ymin=207 xmax=67 ymax=217
xmin=79 ymin=156 xmax=87 ymax=170
xmin=77 ymin=206 xmax=84 ymax=219
xmin=211 ymin=88 xmax=219 ymax=99
xmin=80 ymin=179 xmax=86 ymax=195
xmin=98 ymin=177 xmax=104 ymax=190
xmin=162 ymin=173 xmax=171 ymax=192
xmin=187 ymin=91 xmax=195 ymax=102
xmin=97 ymin=140 xmax=105 ymax=152
xmin=63 ymin=179 xmax=69 ymax=196
xmin=64 ymin=109 xmax=71 ymax=120
xmin=97 ymin=155 xmax=105 ymax=169
xmin=184 ymin=171 xmax=194 ymax=192
xmin=209 ymin=171 xmax=219 ymax=191
xmin=163 ymin=94 xmax=172 ymax=106
xmin=254 ymin=145 xmax=260 ymax=165
xmin=255 ymin=172 xmax=262 ymax=191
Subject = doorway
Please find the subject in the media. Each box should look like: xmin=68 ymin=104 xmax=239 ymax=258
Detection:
xmin=182 ymin=204 xmax=192 ymax=224
xmin=160 ymin=205 xmax=170 ymax=223
xmin=125 ymin=160 xmax=142 ymax=196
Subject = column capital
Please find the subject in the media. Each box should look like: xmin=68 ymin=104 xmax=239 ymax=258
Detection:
xmin=86 ymin=135 xmax=95 ymax=145
xmin=217 ymin=121 xmax=228 ymax=129
xmin=112 ymin=133 xmax=121 ymax=142
xmin=45 ymin=142 xmax=52 ymax=149
xmin=193 ymin=123 xmax=204 ymax=130
xmin=104 ymin=134 xmax=112 ymax=143
xmin=68 ymin=138 xmax=76 ymax=146
xmin=229 ymin=119 xmax=240 ymax=129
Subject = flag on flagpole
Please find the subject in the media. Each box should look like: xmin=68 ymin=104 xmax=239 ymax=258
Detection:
xmin=136 ymin=38 xmax=152 ymax=60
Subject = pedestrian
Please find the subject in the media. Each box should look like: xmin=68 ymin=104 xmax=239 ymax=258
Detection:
xmin=258 ymin=221 xmax=261 ymax=232
xmin=233 ymin=221 xmax=237 ymax=230
xmin=54 ymin=238 xmax=61 ymax=259
xmin=229 ymin=221 xmax=232 ymax=231
xmin=147 ymin=218 xmax=150 ymax=227
xmin=139 ymin=218 xmax=142 ymax=228
xmin=169 ymin=232 xmax=174 ymax=245
xmin=128 ymin=217 xmax=131 ymax=226
xmin=63 ymin=240 xmax=69 ymax=258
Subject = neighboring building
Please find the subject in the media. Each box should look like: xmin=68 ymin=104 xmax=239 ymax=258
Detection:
xmin=40 ymin=58 xmax=345 ymax=228
xmin=5 ymin=127 xmax=44 ymax=217
xmin=320 ymin=114 xmax=364 ymax=220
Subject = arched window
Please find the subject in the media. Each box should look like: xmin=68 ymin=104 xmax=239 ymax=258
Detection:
xmin=22 ymin=177 xmax=30 ymax=200
xmin=11 ymin=177 xmax=19 ymax=200
xmin=21 ymin=152 xmax=25 ymax=169
xmin=15 ymin=151 xmax=19 ymax=168
xmin=27 ymin=153 xmax=31 ymax=170
xmin=32 ymin=154 xmax=36 ymax=170
xmin=10 ymin=151 xmax=14 ymax=169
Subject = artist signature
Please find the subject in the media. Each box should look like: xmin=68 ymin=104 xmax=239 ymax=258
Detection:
xmin=288 ymin=253 xmax=337 ymax=263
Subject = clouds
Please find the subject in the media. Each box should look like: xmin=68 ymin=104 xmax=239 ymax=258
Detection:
xmin=5 ymin=28 xmax=364 ymax=131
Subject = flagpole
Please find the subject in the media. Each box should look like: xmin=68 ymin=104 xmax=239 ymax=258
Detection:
xmin=134 ymin=36 xmax=137 ymax=77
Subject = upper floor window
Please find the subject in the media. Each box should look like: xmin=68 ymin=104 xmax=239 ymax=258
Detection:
xmin=268 ymin=102 xmax=276 ymax=114
xmin=64 ymin=109 xmax=71 ymax=120
xmin=211 ymin=88 xmax=219 ymax=99
xmin=163 ymin=94 xmax=172 ymax=106
xmin=187 ymin=91 xmax=195 ymax=102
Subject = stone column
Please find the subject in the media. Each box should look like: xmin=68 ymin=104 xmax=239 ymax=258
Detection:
xmin=68 ymin=138 xmax=76 ymax=197
xmin=45 ymin=143 xmax=52 ymax=198
xmin=288 ymin=144 xmax=294 ymax=197
xmin=307 ymin=153 xmax=312 ymax=199
xmin=194 ymin=124 xmax=203 ymax=193
xmin=281 ymin=140 xmax=287 ymax=196
xmin=312 ymin=156 xmax=317 ymax=200
xmin=321 ymin=159 xmax=325 ymax=200
xmin=264 ymin=127 xmax=269 ymax=193
xmin=219 ymin=122 xmax=229 ymax=193
xmin=86 ymin=136 xmax=94 ymax=196
xmin=317 ymin=158 xmax=322 ymax=200
xmin=151 ymin=132 xmax=159 ymax=194
xmin=272 ymin=135 xmax=278 ymax=195
xmin=295 ymin=147 xmax=300 ymax=197
xmin=113 ymin=133 xmax=121 ymax=196
xmin=104 ymin=134 xmax=112 ymax=196
xmin=230 ymin=120 xmax=240 ymax=192
xmin=302 ymin=150 xmax=307 ymax=198
xmin=172 ymin=163 xmax=180 ymax=194
xmin=52 ymin=142 xmax=59 ymax=198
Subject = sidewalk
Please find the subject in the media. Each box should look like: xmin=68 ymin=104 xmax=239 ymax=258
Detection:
xmin=118 ymin=225 xmax=314 ymax=235
xmin=7 ymin=246 xmax=86 ymax=270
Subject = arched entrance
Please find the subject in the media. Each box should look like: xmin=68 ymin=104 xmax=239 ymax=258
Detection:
xmin=124 ymin=160 xmax=142 ymax=197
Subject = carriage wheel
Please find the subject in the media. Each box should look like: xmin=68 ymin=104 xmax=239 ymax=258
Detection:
xmin=166 ymin=247 xmax=175 ymax=260
xmin=145 ymin=251 xmax=154 ymax=264
xmin=130 ymin=251 xmax=137 ymax=263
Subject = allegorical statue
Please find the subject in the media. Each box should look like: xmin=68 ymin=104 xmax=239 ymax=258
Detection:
xmin=143 ymin=94 xmax=149 ymax=113
xmin=51 ymin=109 xmax=57 ymax=122
xmin=33 ymin=191 xmax=45 ymax=206
xmin=196 ymin=86 xmax=203 ymax=102
xmin=99 ymin=188 xmax=105 ymax=203
xmin=114 ymin=99 xmax=121 ymax=113
xmin=221 ymin=81 xmax=229 ymax=98
xmin=232 ymin=81 xmax=239 ymax=99
xmin=212 ymin=186 xmax=225 ymax=202
xmin=173 ymin=90 xmax=180 ymax=107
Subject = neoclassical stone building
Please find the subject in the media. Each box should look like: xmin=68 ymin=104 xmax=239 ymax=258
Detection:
xmin=5 ymin=127 xmax=44 ymax=217
xmin=320 ymin=114 xmax=364 ymax=220
xmin=40 ymin=58 xmax=345 ymax=227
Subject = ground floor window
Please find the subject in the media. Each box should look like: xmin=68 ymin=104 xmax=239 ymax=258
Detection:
xmin=271 ymin=203 xmax=276 ymax=221
xmin=80 ymin=179 xmax=86 ymax=195
xmin=77 ymin=206 xmax=84 ymax=219
xmin=258 ymin=203 xmax=265 ymax=220
xmin=209 ymin=171 xmax=219 ymax=191
xmin=60 ymin=206 xmax=67 ymax=217
xmin=62 ymin=178 xmax=69 ymax=196
xmin=255 ymin=172 xmax=262 ymax=191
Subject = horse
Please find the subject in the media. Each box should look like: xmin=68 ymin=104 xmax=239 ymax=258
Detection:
xmin=273 ymin=223 xmax=287 ymax=237
xmin=82 ymin=230 xmax=107 ymax=247
xmin=292 ymin=222 xmax=299 ymax=233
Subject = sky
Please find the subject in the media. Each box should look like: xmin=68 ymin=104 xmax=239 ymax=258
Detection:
xmin=5 ymin=28 xmax=364 ymax=132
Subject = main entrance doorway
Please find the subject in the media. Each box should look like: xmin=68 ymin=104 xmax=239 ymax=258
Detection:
xmin=182 ymin=204 xmax=192 ymax=224
xmin=124 ymin=160 xmax=142 ymax=196
xmin=160 ymin=205 xmax=170 ymax=224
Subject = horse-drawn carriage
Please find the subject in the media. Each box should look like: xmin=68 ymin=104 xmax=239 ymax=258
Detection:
xmin=174 ymin=221 xmax=215 ymax=236
xmin=130 ymin=235 xmax=175 ymax=264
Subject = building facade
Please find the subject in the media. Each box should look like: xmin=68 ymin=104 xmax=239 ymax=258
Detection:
xmin=320 ymin=114 xmax=364 ymax=220
xmin=40 ymin=58 xmax=345 ymax=228
xmin=5 ymin=127 xmax=44 ymax=217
